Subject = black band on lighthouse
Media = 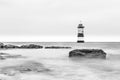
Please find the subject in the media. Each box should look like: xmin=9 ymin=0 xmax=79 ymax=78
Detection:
xmin=78 ymin=33 xmax=84 ymax=37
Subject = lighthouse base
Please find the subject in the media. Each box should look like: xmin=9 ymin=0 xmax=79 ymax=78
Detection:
xmin=77 ymin=40 xmax=84 ymax=43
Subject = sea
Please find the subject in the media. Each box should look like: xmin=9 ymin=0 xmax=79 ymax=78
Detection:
xmin=0 ymin=42 xmax=120 ymax=80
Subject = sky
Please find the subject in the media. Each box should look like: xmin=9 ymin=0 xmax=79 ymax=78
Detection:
xmin=0 ymin=0 xmax=120 ymax=42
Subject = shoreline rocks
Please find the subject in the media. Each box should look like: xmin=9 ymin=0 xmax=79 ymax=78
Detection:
xmin=0 ymin=43 xmax=43 ymax=49
xmin=69 ymin=49 xmax=107 ymax=59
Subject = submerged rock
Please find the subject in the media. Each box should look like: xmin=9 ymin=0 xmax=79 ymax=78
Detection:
xmin=0 ymin=61 xmax=51 ymax=76
xmin=69 ymin=49 xmax=107 ymax=59
xmin=0 ymin=52 xmax=25 ymax=60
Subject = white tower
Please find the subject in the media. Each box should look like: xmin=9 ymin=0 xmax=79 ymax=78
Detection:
xmin=77 ymin=22 xmax=85 ymax=43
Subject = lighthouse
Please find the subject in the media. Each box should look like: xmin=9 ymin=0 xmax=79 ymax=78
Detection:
xmin=77 ymin=22 xmax=85 ymax=43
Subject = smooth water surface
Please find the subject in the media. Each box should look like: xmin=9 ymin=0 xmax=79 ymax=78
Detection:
xmin=0 ymin=42 xmax=120 ymax=80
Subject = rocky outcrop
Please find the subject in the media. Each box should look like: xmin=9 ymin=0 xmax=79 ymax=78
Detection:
xmin=0 ymin=42 xmax=4 ymax=48
xmin=20 ymin=44 xmax=43 ymax=49
xmin=3 ymin=44 xmax=19 ymax=49
xmin=69 ymin=49 xmax=106 ymax=59
xmin=0 ymin=42 xmax=43 ymax=49
xmin=0 ymin=43 xmax=19 ymax=49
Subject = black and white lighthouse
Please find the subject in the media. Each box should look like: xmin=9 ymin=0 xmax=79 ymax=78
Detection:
xmin=77 ymin=23 xmax=85 ymax=43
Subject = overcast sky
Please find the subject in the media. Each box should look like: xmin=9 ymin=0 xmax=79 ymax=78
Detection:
xmin=0 ymin=0 xmax=120 ymax=42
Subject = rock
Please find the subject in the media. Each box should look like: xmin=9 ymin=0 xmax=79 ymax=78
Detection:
xmin=0 ymin=42 xmax=4 ymax=48
xmin=3 ymin=44 xmax=19 ymax=49
xmin=69 ymin=49 xmax=106 ymax=59
xmin=45 ymin=46 xmax=71 ymax=49
xmin=0 ymin=53 xmax=9 ymax=60
xmin=0 ymin=43 xmax=43 ymax=49
xmin=0 ymin=56 xmax=6 ymax=60
xmin=0 ymin=61 xmax=51 ymax=76
xmin=20 ymin=44 xmax=43 ymax=49
xmin=14 ymin=61 xmax=50 ymax=73
xmin=0 ymin=43 xmax=20 ymax=49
